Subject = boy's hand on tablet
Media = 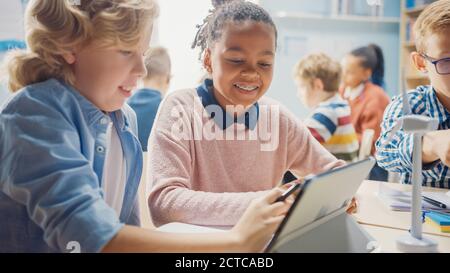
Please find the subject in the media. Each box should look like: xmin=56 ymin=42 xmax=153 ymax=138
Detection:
xmin=280 ymin=178 xmax=303 ymax=190
xmin=346 ymin=197 xmax=358 ymax=214
xmin=278 ymin=180 xmax=303 ymax=201
xmin=232 ymin=188 xmax=294 ymax=252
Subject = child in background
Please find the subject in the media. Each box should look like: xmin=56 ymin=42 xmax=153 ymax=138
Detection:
xmin=340 ymin=44 xmax=390 ymax=181
xmin=128 ymin=46 xmax=171 ymax=152
xmin=147 ymin=0 xmax=346 ymax=228
xmin=294 ymin=53 xmax=359 ymax=162
xmin=0 ymin=0 xmax=292 ymax=253
xmin=376 ymin=0 xmax=450 ymax=188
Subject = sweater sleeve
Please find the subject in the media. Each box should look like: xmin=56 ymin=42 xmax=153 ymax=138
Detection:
xmin=147 ymin=92 xmax=267 ymax=227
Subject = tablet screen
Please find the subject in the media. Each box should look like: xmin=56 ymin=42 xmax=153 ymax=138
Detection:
xmin=266 ymin=157 xmax=376 ymax=252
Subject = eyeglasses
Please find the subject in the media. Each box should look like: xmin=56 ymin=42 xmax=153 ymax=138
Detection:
xmin=420 ymin=53 xmax=450 ymax=75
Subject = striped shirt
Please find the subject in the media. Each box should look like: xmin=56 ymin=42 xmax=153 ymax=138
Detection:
xmin=376 ymin=85 xmax=450 ymax=188
xmin=304 ymin=94 xmax=359 ymax=162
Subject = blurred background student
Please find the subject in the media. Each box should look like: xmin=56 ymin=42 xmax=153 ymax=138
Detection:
xmin=294 ymin=53 xmax=359 ymax=162
xmin=340 ymin=44 xmax=390 ymax=181
xmin=128 ymin=46 xmax=172 ymax=152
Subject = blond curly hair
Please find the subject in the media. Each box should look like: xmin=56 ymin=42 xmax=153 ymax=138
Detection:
xmin=3 ymin=0 xmax=158 ymax=92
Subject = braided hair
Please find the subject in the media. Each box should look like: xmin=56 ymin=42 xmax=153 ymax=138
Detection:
xmin=191 ymin=0 xmax=277 ymax=60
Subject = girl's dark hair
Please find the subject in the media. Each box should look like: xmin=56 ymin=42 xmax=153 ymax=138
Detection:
xmin=350 ymin=44 xmax=385 ymax=89
xmin=191 ymin=0 xmax=277 ymax=60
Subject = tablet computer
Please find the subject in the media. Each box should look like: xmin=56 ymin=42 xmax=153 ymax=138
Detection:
xmin=266 ymin=157 xmax=376 ymax=252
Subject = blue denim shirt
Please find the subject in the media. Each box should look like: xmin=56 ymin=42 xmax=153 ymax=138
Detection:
xmin=0 ymin=79 xmax=143 ymax=252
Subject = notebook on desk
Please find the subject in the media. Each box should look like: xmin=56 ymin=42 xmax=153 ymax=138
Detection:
xmin=265 ymin=157 xmax=376 ymax=253
xmin=377 ymin=184 xmax=450 ymax=213
xmin=425 ymin=211 xmax=450 ymax=233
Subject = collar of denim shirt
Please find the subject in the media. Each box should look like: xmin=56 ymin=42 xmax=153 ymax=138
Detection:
xmin=60 ymin=80 xmax=131 ymax=130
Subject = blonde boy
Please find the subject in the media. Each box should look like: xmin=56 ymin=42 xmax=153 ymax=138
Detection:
xmin=294 ymin=53 xmax=359 ymax=162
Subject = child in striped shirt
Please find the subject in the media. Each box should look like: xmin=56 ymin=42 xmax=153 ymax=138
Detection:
xmin=294 ymin=53 xmax=359 ymax=162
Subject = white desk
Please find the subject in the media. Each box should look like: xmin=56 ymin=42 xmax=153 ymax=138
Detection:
xmin=355 ymin=180 xmax=450 ymax=237
xmin=355 ymin=180 xmax=450 ymax=252
xmin=158 ymin=180 xmax=450 ymax=252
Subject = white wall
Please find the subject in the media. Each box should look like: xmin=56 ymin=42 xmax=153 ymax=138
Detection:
xmin=0 ymin=0 xmax=25 ymax=105
xmin=154 ymin=0 xmax=213 ymax=92
xmin=0 ymin=1 xmax=24 ymax=40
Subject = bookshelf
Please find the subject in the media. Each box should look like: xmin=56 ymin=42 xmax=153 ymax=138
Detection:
xmin=399 ymin=0 xmax=436 ymax=90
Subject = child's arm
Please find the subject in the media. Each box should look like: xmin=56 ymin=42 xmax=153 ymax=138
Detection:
xmin=102 ymin=188 xmax=291 ymax=253
xmin=0 ymin=98 xmax=123 ymax=253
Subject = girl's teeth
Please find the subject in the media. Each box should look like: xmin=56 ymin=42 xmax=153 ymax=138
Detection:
xmin=235 ymin=84 xmax=258 ymax=91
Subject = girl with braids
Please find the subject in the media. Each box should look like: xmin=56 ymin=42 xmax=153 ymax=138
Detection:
xmin=0 ymin=0 xmax=292 ymax=253
xmin=340 ymin=44 xmax=390 ymax=181
xmin=147 ymin=0 xmax=346 ymax=228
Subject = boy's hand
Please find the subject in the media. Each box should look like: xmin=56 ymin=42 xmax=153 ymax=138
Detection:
xmin=422 ymin=130 xmax=450 ymax=166
xmin=279 ymin=179 xmax=303 ymax=199
xmin=346 ymin=197 xmax=358 ymax=214
xmin=232 ymin=188 xmax=294 ymax=252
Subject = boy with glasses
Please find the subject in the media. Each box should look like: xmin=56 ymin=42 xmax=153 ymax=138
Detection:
xmin=376 ymin=0 xmax=450 ymax=188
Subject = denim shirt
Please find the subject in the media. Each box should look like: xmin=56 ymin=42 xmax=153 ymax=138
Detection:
xmin=0 ymin=79 xmax=143 ymax=253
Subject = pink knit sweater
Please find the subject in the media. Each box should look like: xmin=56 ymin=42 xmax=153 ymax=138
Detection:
xmin=147 ymin=88 xmax=344 ymax=227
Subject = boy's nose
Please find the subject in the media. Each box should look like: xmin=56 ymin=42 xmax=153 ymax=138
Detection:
xmin=134 ymin=57 xmax=147 ymax=78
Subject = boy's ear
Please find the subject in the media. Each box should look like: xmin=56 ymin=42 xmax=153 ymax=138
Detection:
xmin=411 ymin=52 xmax=427 ymax=73
xmin=203 ymin=49 xmax=212 ymax=74
xmin=62 ymin=52 xmax=76 ymax=65
xmin=313 ymin=78 xmax=324 ymax=91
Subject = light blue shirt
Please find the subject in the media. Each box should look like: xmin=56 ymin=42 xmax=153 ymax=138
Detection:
xmin=0 ymin=79 xmax=143 ymax=252
xmin=128 ymin=88 xmax=162 ymax=152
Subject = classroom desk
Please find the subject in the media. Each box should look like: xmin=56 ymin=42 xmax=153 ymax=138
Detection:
xmin=157 ymin=180 xmax=450 ymax=252
xmin=355 ymin=180 xmax=450 ymax=252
